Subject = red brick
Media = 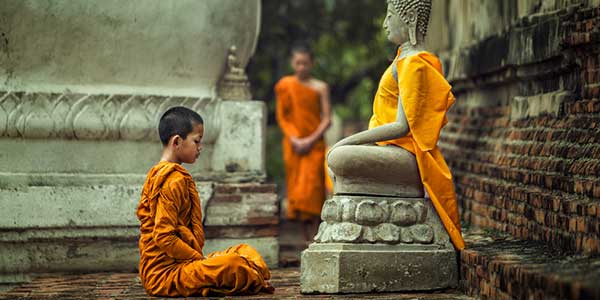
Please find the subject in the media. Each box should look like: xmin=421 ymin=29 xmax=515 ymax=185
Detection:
xmin=212 ymin=194 xmax=242 ymax=202
xmin=213 ymin=184 xmax=238 ymax=194
xmin=238 ymin=183 xmax=277 ymax=194
xmin=577 ymin=217 xmax=588 ymax=233
xmin=246 ymin=216 xmax=278 ymax=225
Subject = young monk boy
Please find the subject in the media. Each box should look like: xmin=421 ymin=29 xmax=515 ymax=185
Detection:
xmin=136 ymin=106 xmax=273 ymax=297
xmin=275 ymin=44 xmax=332 ymax=242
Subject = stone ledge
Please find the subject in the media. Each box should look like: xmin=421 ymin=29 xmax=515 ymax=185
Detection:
xmin=0 ymin=236 xmax=279 ymax=285
xmin=0 ymin=171 xmax=266 ymax=187
xmin=461 ymin=229 xmax=600 ymax=300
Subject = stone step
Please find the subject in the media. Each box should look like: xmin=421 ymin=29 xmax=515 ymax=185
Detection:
xmin=461 ymin=230 xmax=600 ymax=300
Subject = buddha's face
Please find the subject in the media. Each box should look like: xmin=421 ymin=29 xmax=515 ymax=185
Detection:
xmin=383 ymin=1 xmax=409 ymax=45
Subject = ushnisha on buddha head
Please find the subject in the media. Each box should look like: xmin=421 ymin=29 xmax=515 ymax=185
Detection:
xmin=383 ymin=0 xmax=431 ymax=46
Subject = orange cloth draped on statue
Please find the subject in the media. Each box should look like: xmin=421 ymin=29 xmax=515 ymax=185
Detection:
xmin=136 ymin=161 xmax=273 ymax=297
xmin=275 ymin=76 xmax=326 ymax=220
xmin=368 ymin=50 xmax=466 ymax=250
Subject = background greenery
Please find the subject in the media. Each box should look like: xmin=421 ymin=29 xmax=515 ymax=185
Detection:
xmin=246 ymin=0 xmax=394 ymax=187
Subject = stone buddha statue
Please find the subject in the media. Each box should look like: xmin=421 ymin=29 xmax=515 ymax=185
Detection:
xmin=327 ymin=0 xmax=430 ymax=198
xmin=301 ymin=0 xmax=463 ymax=293
xmin=217 ymin=45 xmax=253 ymax=100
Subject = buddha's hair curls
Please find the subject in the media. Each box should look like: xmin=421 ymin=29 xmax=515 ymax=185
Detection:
xmin=389 ymin=0 xmax=432 ymax=37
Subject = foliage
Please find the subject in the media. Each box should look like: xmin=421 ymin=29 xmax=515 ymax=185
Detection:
xmin=247 ymin=0 xmax=393 ymax=184
xmin=247 ymin=0 xmax=393 ymax=123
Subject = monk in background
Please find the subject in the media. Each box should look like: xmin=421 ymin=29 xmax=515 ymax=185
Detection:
xmin=275 ymin=44 xmax=332 ymax=241
xmin=136 ymin=106 xmax=273 ymax=297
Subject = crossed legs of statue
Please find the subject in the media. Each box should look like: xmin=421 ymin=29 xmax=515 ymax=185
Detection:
xmin=327 ymin=145 xmax=424 ymax=197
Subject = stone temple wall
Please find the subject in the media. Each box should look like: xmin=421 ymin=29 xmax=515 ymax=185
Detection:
xmin=0 ymin=0 xmax=278 ymax=286
xmin=430 ymin=0 xmax=600 ymax=255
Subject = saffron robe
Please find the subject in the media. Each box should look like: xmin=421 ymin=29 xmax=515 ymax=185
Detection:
xmin=137 ymin=161 xmax=273 ymax=297
xmin=275 ymin=76 xmax=326 ymax=220
xmin=368 ymin=51 xmax=466 ymax=250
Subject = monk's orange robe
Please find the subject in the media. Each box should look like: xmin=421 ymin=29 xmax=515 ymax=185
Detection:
xmin=368 ymin=51 xmax=466 ymax=250
xmin=275 ymin=76 xmax=326 ymax=220
xmin=136 ymin=161 xmax=273 ymax=297
xmin=324 ymin=146 xmax=334 ymax=195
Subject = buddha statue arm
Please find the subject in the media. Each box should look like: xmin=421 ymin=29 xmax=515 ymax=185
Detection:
xmin=328 ymin=94 xmax=409 ymax=157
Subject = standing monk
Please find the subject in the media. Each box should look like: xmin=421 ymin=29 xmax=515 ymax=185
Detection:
xmin=275 ymin=44 xmax=332 ymax=241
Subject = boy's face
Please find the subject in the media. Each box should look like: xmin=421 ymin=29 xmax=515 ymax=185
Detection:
xmin=291 ymin=52 xmax=313 ymax=79
xmin=175 ymin=123 xmax=204 ymax=164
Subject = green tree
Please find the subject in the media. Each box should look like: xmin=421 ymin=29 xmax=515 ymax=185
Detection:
xmin=247 ymin=0 xmax=393 ymax=185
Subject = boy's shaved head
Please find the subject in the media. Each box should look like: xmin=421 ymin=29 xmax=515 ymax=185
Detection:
xmin=158 ymin=106 xmax=204 ymax=145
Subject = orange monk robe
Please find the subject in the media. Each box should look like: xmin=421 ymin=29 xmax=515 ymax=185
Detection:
xmin=136 ymin=161 xmax=273 ymax=297
xmin=324 ymin=146 xmax=334 ymax=195
xmin=368 ymin=51 xmax=466 ymax=250
xmin=275 ymin=76 xmax=326 ymax=220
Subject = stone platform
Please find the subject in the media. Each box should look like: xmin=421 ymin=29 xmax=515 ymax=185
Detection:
xmin=0 ymin=268 xmax=472 ymax=300
xmin=301 ymin=195 xmax=458 ymax=293
xmin=301 ymin=243 xmax=457 ymax=293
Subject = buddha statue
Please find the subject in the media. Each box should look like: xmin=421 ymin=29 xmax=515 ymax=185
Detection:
xmin=217 ymin=45 xmax=252 ymax=100
xmin=327 ymin=0 xmax=430 ymax=198
xmin=301 ymin=0 xmax=463 ymax=293
xmin=326 ymin=0 xmax=464 ymax=249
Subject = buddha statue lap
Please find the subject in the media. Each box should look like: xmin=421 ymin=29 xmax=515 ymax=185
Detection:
xmin=327 ymin=145 xmax=423 ymax=198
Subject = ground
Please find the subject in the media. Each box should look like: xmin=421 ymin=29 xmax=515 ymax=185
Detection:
xmin=0 ymin=220 xmax=473 ymax=300
xmin=0 ymin=269 xmax=472 ymax=300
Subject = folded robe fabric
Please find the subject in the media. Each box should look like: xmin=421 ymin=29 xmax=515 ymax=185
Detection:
xmin=137 ymin=161 xmax=272 ymax=297
xmin=275 ymin=76 xmax=326 ymax=220
xmin=368 ymin=50 xmax=466 ymax=250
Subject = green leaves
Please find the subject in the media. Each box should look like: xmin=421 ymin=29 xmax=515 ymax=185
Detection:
xmin=248 ymin=0 xmax=391 ymax=123
xmin=247 ymin=0 xmax=393 ymax=183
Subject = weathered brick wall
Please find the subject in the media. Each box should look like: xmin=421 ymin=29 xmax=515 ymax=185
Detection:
xmin=439 ymin=5 xmax=600 ymax=254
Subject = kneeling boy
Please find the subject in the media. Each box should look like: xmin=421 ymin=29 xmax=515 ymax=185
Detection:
xmin=136 ymin=106 xmax=273 ymax=297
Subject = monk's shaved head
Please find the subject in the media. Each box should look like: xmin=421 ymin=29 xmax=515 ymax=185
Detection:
xmin=291 ymin=42 xmax=314 ymax=60
xmin=158 ymin=106 xmax=204 ymax=145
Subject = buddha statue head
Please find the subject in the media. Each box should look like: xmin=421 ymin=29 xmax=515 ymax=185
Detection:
xmin=384 ymin=0 xmax=431 ymax=46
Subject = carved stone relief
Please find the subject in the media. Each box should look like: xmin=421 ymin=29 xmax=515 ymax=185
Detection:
xmin=0 ymin=91 xmax=221 ymax=144
xmin=314 ymin=196 xmax=436 ymax=245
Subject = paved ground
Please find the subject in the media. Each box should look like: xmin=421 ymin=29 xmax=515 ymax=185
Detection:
xmin=0 ymin=268 xmax=473 ymax=300
xmin=0 ymin=217 xmax=475 ymax=299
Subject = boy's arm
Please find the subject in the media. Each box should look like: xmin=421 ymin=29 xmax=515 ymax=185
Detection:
xmin=153 ymin=178 xmax=203 ymax=261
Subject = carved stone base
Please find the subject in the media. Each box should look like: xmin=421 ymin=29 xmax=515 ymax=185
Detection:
xmin=300 ymin=195 xmax=458 ymax=293
xmin=300 ymin=243 xmax=458 ymax=293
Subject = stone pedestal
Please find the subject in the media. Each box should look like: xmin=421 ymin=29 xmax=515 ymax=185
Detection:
xmin=300 ymin=195 xmax=458 ymax=293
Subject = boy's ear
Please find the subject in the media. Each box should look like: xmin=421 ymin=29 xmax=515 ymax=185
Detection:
xmin=170 ymin=135 xmax=182 ymax=147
